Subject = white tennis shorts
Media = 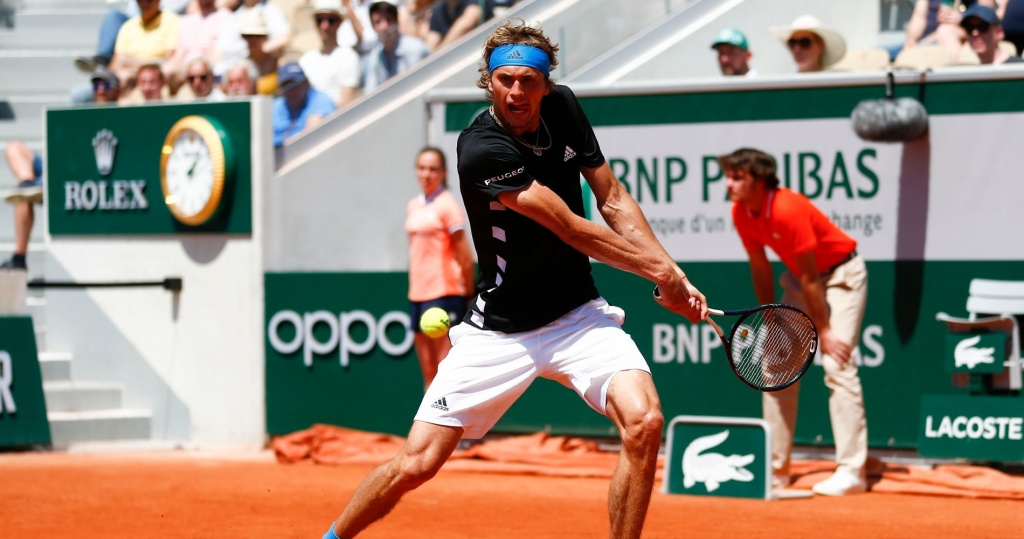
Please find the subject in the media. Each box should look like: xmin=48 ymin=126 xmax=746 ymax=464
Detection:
xmin=413 ymin=297 xmax=650 ymax=439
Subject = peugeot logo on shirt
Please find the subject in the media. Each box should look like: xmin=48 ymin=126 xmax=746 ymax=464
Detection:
xmin=485 ymin=166 xmax=525 ymax=185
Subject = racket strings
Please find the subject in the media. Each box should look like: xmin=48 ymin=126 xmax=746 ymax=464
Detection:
xmin=730 ymin=308 xmax=815 ymax=390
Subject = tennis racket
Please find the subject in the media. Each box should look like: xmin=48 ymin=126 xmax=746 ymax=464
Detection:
xmin=654 ymin=287 xmax=818 ymax=392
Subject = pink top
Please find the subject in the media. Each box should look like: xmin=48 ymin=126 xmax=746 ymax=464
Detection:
xmin=406 ymin=188 xmax=470 ymax=301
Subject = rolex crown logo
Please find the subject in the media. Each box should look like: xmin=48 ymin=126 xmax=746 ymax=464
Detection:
xmin=92 ymin=129 xmax=118 ymax=176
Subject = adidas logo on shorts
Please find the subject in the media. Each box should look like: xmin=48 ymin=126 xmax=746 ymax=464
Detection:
xmin=431 ymin=397 xmax=449 ymax=412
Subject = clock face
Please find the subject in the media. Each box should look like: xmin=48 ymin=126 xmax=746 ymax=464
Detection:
xmin=160 ymin=115 xmax=230 ymax=226
xmin=164 ymin=129 xmax=215 ymax=219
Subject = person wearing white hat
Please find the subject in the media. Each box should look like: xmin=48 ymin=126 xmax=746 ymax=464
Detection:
xmin=771 ymin=14 xmax=847 ymax=73
xmin=299 ymin=0 xmax=362 ymax=107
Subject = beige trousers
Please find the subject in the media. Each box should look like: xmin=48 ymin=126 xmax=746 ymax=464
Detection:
xmin=764 ymin=255 xmax=869 ymax=477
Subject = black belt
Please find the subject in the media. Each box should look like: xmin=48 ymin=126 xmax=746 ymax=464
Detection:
xmin=826 ymin=250 xmax=857 ymax=274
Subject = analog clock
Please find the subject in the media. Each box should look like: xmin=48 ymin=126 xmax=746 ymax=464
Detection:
xmin=160 ymin=115 xmax=234 ymax=226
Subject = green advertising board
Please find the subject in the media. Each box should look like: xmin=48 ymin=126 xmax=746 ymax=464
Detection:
xmin=46 ymin=101 xmax=252 ymax=235
xmin=945 ymin=333 xmax=1007 ymax=374
xmin=0 ymin=316 xmax=51 ymax=447
xmin=662 ymin=416 xmax=771 ymax=499
xmin=918 ymin=395 xmax=1024 ymax=461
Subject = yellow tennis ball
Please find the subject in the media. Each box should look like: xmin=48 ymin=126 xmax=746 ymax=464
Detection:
xmin=419 ymin=307 xmax=451 ymax=339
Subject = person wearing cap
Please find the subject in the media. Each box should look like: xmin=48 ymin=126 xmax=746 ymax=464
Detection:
xmin=272 ymin=62 xmax=336 ymax=147
xmin=238 ymin=9 xmax=283 ymax=95
xmin=363 ymin=0 xmax=430 ymax=91
xmin=772 ymin=14 xmax=847 ymax=73
xmin=109 ymin=0 xmax=181 ymax=88
xmin=299 ymin=0 xmax=362 ymax=107
xmin=321 ymin=19 xmax=708 ymax=539
xmin=718 ymin=148 xmax=869 ymax=498
xmin=711 ymin=28 xmax=755 ymax=76
xmin=90 ymin=66 xmax=123 ymax=103
xmin=212 ymin=0 xmax=291 ymax=77
xmin=960 ymin=4 xmax=1024 ymax=64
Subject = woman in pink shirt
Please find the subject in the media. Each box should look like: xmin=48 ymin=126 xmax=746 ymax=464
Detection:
xmin=405 ymin=147 xmax=476 ymax=389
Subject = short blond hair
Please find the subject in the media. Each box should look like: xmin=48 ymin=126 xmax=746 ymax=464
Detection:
xmin=477 ymin=18 xmax=559 ymax=102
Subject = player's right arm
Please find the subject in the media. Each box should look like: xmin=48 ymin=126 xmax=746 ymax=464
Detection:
xmin=495 ymin=180 xmax=705 ymax=323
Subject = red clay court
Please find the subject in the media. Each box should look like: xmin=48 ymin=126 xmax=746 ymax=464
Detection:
xmin=3 ymin=427 xmax=1023 ymax=539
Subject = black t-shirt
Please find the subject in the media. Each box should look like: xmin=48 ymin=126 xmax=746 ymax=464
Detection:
xmin=456 ymin=85 xmax=605 ymax=333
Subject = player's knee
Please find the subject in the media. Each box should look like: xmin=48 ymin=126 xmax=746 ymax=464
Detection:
xmin=393 ymin=453 xmax=444 ymax=489
xmin=619 ymin=408 xmax=664 ymax=450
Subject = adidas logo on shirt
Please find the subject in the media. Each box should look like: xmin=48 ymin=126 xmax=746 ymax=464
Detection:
xmin=506 ymin=49 xmax=523 ymax=60
xmin=431 ymin=397 xmax=450 ymax=412
xmin=563 ymin=146 xmax=576 ymax=162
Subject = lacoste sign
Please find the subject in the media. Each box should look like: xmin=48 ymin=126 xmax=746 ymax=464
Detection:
xmin=918 ymin=395 xmax=1024 ymax=461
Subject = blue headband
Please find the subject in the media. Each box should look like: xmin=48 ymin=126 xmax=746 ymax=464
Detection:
xmin=488 ymin=44 xmax=550 ymax=77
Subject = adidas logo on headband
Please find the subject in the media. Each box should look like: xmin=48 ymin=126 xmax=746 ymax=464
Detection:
xmin=506 ymin=49 xmax=523 ymax=60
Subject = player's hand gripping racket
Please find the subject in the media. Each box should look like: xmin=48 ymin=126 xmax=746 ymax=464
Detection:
xmin=654 ymin=287 xmax=818 ymax=392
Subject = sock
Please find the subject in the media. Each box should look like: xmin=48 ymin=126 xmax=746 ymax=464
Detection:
xmin=322 ymin=524 xmax=340 ymax=539
xmin=10 ymin=254 xmax=26 ymax=269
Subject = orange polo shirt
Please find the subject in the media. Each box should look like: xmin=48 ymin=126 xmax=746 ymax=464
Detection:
xmin=406 ymin=187 xmax=471 ymax=302
xmin=731 ymin=188 xmax=856 ymax=276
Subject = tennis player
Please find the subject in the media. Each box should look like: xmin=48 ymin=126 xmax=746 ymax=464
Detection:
xmin=719 ymin=148 xmax=868 ymax=496
xmin=323 ymin=19 xmax=708 ymax=539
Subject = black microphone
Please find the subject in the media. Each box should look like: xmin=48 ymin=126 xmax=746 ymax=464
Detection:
xmin=850 ymin=70 xmax=929 ymax=143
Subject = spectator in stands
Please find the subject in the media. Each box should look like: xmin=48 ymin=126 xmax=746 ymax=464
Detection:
xmin=339 ymin=0 xmax=377 ymax=54
xmin=272 ymin=62 xmax=336 ymax=146
xmin=993 ymin=0 xmax=1024 ymax=58
xmin=363 ymin=0 xmax=430 ymax=92
xmin=91 ymin=67 xmax=124 ymax=103
xmin=164 ymin=0 xmax=233 ymax=94
xmin=901 ymin=0 xmax=967 ymax=62
xmin=711 ymin=28 xmax=755 ymax=76
xmin=0 ymin=68 xmax=122 ymax=272
xmin=223 ymin=57 xmax=259 ymax=96
xmin=75 ymin=0 xmax=192 ymax=74
xmin=109 ymin=0 xmax=182 ymax=90
xmin=184 ymin=57 xmax=227 ymax=100
xmin=120 ymin=62 xmax=167 ymax=103
xmin=214 ymin=0 xmax=291 ymax=76
xmin=960 ymin=4 xmax=1024 ymax=63
xmin=240 ymin=9 xmax=283 ymax=95
xmin=300 ymin=0 xmax=362 ymax=107
xmin=399 ymin=0 xmax=433 ymax=42
xmin=426 ymin=0 xmax=490 ymax=51
xmin=771 ymin=14 xmax=847 ymax=73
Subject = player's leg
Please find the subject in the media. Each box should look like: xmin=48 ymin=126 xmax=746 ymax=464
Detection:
xmin=816 ymin=257 xmax=869 ymax=495
xmin=329 ymin=420 xmax=463 ymax=538
xmin=605 ymin=370 xmax=663 ymax=539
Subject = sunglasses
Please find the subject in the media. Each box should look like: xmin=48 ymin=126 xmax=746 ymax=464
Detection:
xmin=316 ymin=15 xmax=341 ymax=26
xmin=964 ymin=21 xmax=992 ymax=34
xmin=787 ymin=36 xmax=817 ymax=49
xmin=92 ymin=80 xmax=113 ymax=91
xmin=188 ymin=73 xmax=212 ymax=83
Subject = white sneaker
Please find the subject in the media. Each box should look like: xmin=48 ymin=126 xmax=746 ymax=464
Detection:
xmin=812 ymin=469 xmax=867 ymax=496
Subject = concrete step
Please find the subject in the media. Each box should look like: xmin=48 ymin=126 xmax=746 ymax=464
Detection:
xmin=0 ymin=52 xmax=93 ymax=94
xmin=44 ymin=380 xmax=123 ymax=411
xmin=18 ymin=0 xmax=110 ymax=8
xmin=38 ymin=351 xmax=71 ymax=382
xmin=48 ymin=408 xmax=152 ymax=444
xmin=0 ymin=28 xmax=97 ymax=50
xmin=0 ymin=98 xmax=63 ymax=141
xmin=10 ymin=8 xmax=107 ymax=30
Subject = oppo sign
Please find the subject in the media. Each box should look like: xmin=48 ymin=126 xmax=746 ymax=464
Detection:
xmin=267 ymin=310 xmax=414 ymax=368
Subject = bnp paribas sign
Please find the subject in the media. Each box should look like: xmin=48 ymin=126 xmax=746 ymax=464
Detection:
xmin=46 ymin=102 xmax=253 ymax=235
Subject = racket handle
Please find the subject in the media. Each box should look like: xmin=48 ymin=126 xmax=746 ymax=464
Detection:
xmin=708 ymin=308 xmax=724 ymax=316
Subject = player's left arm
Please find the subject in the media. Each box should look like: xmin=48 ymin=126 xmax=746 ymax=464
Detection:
xmin=792 ymin=251 xmax=853 ymax=365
